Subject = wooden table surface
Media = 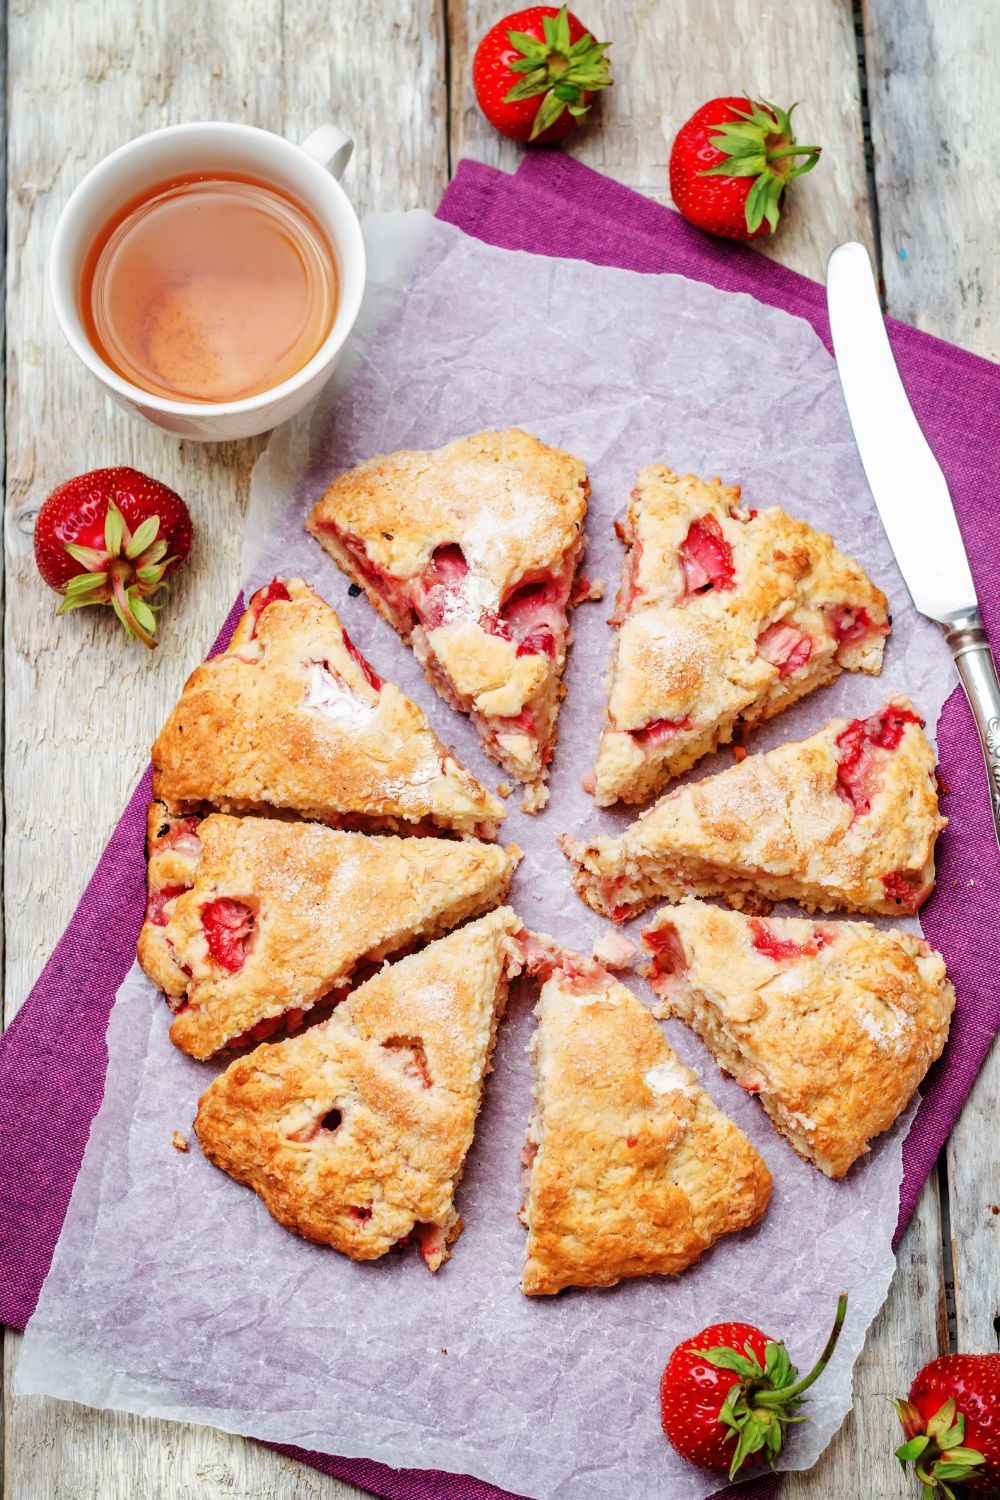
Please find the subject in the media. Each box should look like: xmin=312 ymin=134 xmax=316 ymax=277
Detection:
xmin=2 ymin=2 xmax=996 ymax=1497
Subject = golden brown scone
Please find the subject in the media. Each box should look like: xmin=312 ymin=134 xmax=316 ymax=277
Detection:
xmin=151 ymin=577 xmax=503 ymax=840
xmin=136 ymin=813 xmax=520 ymax=1060
xmin=591 ymin=468 xmax=890 ymax=806
xmin=563 ymin=697 xmax=945 ymax=922
xmin=642 ymin=898 xmax=955 ymax=1178
xmin=195 ymin=908 xmax=525 ymax=1269
xmin=307 ymin=429 xmax=592 ymax=812
xmin=519 ymin=959 xmax=771 ymax=1295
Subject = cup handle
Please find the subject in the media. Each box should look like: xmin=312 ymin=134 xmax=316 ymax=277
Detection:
xmin=300 ymin=124 xmax=354 ymax=181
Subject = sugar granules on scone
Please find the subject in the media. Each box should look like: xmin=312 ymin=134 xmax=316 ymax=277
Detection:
xmin=589 ymin=467 xmax=889 ymax=806
xmin=641 ymin=897 xmax=955 ymax=1178
xmin=563 ymin=697 xmax=945 ymax=922
xmin=307 ymin=428 xmax=596 ymax=813
xmin=152 ymin=576 xmax=503 ymax=840
xmin=518 ymin=949 xmax=770 ymax=1295
xmin=138 ymin=813 xmax=520 ymax=1060
xmin=196 ymin=909 xmax=525 ymax=1270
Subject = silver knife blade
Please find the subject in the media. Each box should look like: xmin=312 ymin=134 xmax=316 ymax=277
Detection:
xmin=825 ymin=241 xmax=977 ymax=628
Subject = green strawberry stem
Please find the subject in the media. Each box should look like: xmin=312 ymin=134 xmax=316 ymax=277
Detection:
xmin=701 ymin=1292 xmax=848 ymax=1478
xmin=57 ymin=499 xmax=174 ymax=649
xmin=895 ymin=1394 xmax=988 ymax=1496
xmin=754 ymin=1293 xmax=848 ymax=1407
xmin=699 ymin=96 xmax=821 ymax=234
xmin=502 ymin=6 xmax=611 ymax=141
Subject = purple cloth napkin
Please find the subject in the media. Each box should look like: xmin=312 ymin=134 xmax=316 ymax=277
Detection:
xmin=1 ymin=154 xmax=997 ymax=1500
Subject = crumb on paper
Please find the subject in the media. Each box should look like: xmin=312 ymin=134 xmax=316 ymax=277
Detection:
xmin=171 ymin=1131 xmax=189 ymax=1154
xmin=440 ymin=1347 xmax=448 ymax=1355
xmin=496 ymin=781 xmax=512 ymax=799
xmin=521 ymin=783 xmax=549 ymax=815
xmin=592 ymin=932 xmax=637 ymax=971
xmin=532 ymin=891 xmax=544 ymax=901
xmin=582 ymin=772 xmax=596 ymax=795
xmin=574 ymin=575 xmax=605 ymax=603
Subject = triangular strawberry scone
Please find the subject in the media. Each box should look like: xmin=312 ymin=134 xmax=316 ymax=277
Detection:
xmin=641 ymin=899 xmax=955 ymax=1178
xmin=307 ymin=429 xmax=593 ymax=812
xmin=151 ymin=577 xmax=503 ymax=839
xmin=562 ymin=698 xmax=945 ymax=922
xmin=519 ymin=955 xmax=771 ymax=1295
xmin=136 ymin=812 xmax=520 ymax=1060
xmin=195 ymin=908 xmax=525 ymax=1270
xmin=591 ymin=468 xmax=890 ymax=805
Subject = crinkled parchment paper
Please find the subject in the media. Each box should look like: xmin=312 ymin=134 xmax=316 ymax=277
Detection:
xmin=18 ymin=213 xmax=955 ymax=1500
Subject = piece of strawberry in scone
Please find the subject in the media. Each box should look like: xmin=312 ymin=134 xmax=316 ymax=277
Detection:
xmin=562 ymin=696 xmax=945 ymax=922
xmin=641 ymin=898 xmax=955 ymax=1178
xmin=151 ymin=577 xmax=502 ymax=840
xmin=137 ymin=800 xmax=206 ymax=1001
xmin=136 ymin=813 xmax=520 ymax=1060
xmin=306 ymin=429 xmax=594 ymax=813
xmin=195 ymin=908 xmax=525 ymax=1270
xmin=590 ymin=467 xmax=890 ymax=805
xmin=519 ymin=952 xmax=770 ymax=1295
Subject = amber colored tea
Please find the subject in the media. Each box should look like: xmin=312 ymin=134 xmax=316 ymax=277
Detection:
xmin=80 ymin=172 xmax=338 ymax=403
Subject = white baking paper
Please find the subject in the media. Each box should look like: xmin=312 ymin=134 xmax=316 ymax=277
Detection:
xmin=18 ymin=212 xmax=956 ymax=1500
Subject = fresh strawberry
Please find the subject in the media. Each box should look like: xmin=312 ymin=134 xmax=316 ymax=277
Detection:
xmin=472 ymin=5 xmax=611 ymax=144
xmin=669 ymin=96 xmax=821 ymax=240
xmin=660 ymin=1294 xmax=847 ymax=1478
xmin=895 ymin=1354 xmax=1000 ymax=1495
xmin=34 ymin=467 xmax=192 ymax=648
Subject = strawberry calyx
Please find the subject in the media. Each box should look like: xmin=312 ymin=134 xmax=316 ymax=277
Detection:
xmin=699 ymin=96 xmax=822 ymax=235
xmin=502 ymin=6 xmax=611 ymax=141
xmin=895 ymin=1398 xmax=988 ymax=1498
xmin=59 ymin=500 xmax=177 ymax=649
xmin=704 ymin=1293 xmax=848 ymax=1478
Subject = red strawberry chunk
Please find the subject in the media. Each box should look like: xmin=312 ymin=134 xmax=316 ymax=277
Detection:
xmin=882 ymin=870 xmax=923 ymax=911
xmin=340 ymin=628 xmax=382 ymax=691
xmin=757 ymin=620 xmax=813 ymax=677
xmin=643 ymin=924 xmax=687 ymax=982
xmin=828 ymin=604 xmax=888 ymax=645
xmin=248 ymin=579 xmax=291 ymax=636
xmin=631 ymin=715 xmax=693 ymax=748
xmin=679 ymin=515 xmax=735 ymax=594
xmin=416 ymin=544 xmax=470 ymax=630
xmin=502 ymin=574 xmax=566 ymax=656
xmin=835 ymin=705 xmax=923 ymax=815
xmin=202 ymin=898 xmax=255 ymax=973
xmin=227 ymin=1006 xmax=304 ymax=1050
xmin=146 ymin=883 xmax=187 ymax=927
xmin=748 ymin=918 xmax=834 ymax=962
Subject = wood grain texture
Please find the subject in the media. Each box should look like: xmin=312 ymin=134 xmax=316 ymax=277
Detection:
xmin=864 ymin=0 xmax=999 ymax=362
xmin=448 ymin=0 xmax=875 ymax=279
xmin=865 ymin=0 xmax=1000 ymax=1370
xmin=2 ymin=0 xmax=444 ymax=1495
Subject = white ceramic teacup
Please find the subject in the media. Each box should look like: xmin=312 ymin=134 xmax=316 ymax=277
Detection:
xmin=49 ymin=121 xmax=365 ymax=441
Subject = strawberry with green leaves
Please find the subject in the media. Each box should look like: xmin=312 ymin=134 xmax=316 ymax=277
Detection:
xmin=660 ymin=1294 xmax=847 ymax=1478
xmin=33 ymin=466 xmax=193 ymax=648
xmin=669 ymin=95 xmax=821 ymax=240
xmin=472 ymin=5 xmax=611 ymax=144
xmin=895 ymin=1353 xmax=1000 ymax=1496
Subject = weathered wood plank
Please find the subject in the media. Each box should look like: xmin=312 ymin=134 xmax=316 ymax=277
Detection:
xmin=864 ymin=0 xmax=1000 ymax=1363
xmin=2 ymin=0 xmax=444 ymax=1496
xmin=448 ymin=0 xmax=875 ymax=280
xmin=864 ymin=0 xmax=998 ymax=362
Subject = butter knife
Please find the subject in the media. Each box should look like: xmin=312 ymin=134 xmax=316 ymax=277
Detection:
xmin=826 ymin=240 xmax=1000 ymax=852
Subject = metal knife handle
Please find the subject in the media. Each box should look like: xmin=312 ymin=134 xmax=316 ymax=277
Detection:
xmin=945 ymin=612 xmax=1000 ymax=852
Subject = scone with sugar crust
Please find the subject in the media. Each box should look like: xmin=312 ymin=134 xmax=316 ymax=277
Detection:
xmin=519 ymin=955 xmax=771 ymax=1295
xmin=195 ymin=908 xmax=525 ymax=1270
xmin=641 ymin=898 xmax=955 ymax=1178
xmin=137 ymin=813 xmax=520 ymax=1060
xmin=151 ymin=577 xmax=503 ymax=840
xmin=591 ymin=467 xmax=889 ymax=806
xmin=307 ymin=429 xmax=593 ymax=812
xmin=563 ymin=697 xmax=945 ymax=922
